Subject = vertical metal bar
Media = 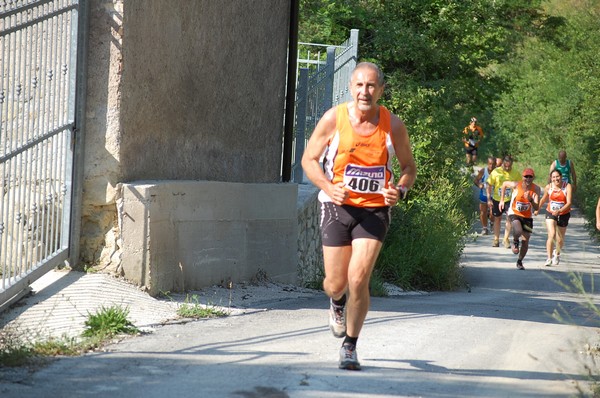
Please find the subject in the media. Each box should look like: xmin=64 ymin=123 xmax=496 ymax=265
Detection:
xmin=17 ymin=11 xmax=29 ymax=274
xmin=323 ymin=46 xmax=335 ymax=115
xmin=40 ymin=5 xmax=51 ymax=261
xmin=7 ymin=20 xmax=19 ymax=279
xmin=54 ymin=1 xmax=66 ymax=254
xmin=293 ymin=68 xmax=308 ymax=184
xmin=30 ymin=4 xmax=43 ymax=268
xmin=68 ymin=0 xmax=86 ymax=265
xmin=48 ymin=6 xmax=60 ymax=255
xmin=0 ymin=12 xmax=5 ymax=287
xmin=281 ymin=0 xmax=299 ymax=182
xmin=17 ymin=14 xmax=29 ymax=272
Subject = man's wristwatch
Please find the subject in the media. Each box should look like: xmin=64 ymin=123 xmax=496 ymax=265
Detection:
xmin=397 ymin=184 xmax=409 ymax=200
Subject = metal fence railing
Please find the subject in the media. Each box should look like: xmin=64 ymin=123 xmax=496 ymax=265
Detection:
xmin=0 ymin=0 xmax=81 ymax=309
xmin=292 ymin=29 xmax=358 ymax=183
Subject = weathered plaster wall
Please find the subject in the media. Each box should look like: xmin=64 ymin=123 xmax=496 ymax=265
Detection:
xmin=119 ymin=1 xmax=289 ymax=182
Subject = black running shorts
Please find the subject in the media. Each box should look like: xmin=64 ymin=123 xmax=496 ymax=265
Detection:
xmin=491 ymin=199 xmax=509 ymax=217
xmin=508 ymin=214 xmax=533 ymax=231
xmin=465 ymin=146 xmax=477 ymax=155
xmin=545 ymin=212 xmax=570 ymax=228
xmin=320 ymin=202 xmax=391 ymax=246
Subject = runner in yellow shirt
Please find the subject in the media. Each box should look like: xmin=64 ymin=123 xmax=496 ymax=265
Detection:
xmin=486 ymin=155 xmax=522 ymax=247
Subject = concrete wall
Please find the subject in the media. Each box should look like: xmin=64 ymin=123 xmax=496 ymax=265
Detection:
xmin=118 ymin=181 xmax=298 ymax=295
xmin=119 ymin=1 xmax=289 ymax=182
xmin=81 ymin=0 xmax=294 ymax=283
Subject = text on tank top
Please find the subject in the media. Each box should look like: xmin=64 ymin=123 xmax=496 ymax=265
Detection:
xmin=547 ymin=185 xmax=567 ymax=212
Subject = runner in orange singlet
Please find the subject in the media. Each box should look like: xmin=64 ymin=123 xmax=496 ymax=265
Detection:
xmin=499 ymin=168 xmax=540 ymax=270
xmin=536 ymin=169 xmax=572 ymax=266
xmin=302 ymin=62 xmax=417 ymax=371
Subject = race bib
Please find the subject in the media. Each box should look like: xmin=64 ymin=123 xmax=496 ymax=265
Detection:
xmin=550 ymin=201 xmax=565 ymax=211
xmin=515 ymin=201 xmax=530 ymax=212
xmin=343 ymin=164 xmax=386 ymax=194
xmin=468 ymin=138 xmax=477 ymax=147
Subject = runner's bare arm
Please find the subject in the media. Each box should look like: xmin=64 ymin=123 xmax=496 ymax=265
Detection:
xmin=535 ymin=185 xmax=550 ymax=215
xmin=380 ymin=115 xmax=416 ymax=205
xmin=531 ymin=190 xmax=540 ymax=211
xmin=474 ymin=168 xmax=485 ymax=187
xmin=389 ymin=114 xmax=417 ymax=190
xmin=560 ymin=183 xmax=573 ymax=214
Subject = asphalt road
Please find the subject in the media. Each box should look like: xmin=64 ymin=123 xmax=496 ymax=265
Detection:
xmin=1 ymin=210 xmax=599 ymax=397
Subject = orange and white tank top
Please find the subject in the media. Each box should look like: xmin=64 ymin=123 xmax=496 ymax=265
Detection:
xmin=507 ymin=183 xmax=536 ymax=218
xmin=546 ymin=185 xmax=568 ymax=213
xmin=318 ymin=103 xmax=395 ymax=207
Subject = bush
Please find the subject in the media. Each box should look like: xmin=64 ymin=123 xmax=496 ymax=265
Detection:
xmin=377 ymin=172 xmax=473 ymax=291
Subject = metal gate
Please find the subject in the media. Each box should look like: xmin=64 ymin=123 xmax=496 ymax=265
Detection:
xmin=0 ymin=0 xmax=85 ymax=308
xmin=291 ymin=29 xmax=358 ymax=183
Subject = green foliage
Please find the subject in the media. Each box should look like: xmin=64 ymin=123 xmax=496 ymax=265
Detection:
xmin=298 ymin=0 xmax=599 ymax=290
xmin=31 ymin=336 xmax=83 ymax=357
xmin=0 ymin=344 xmax=33 ymax=367
xmin=491 ymin=2 xmax=600 ymax=230
xmin=0 ymin=327 xmax=99 ymax=367
xmin=82 ymin=305 xmax=139 ymax=338
xmin=378 ymin=173 xmax=472 ymax=291
xmin=369 ymin=273 xmax=388 ymax=297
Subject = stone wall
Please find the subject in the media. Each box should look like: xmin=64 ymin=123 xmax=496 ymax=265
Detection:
xmin=296 ymin=184 xmax=323 ymax=287
xmin=80 ymin=0 xmax=124 ymax=269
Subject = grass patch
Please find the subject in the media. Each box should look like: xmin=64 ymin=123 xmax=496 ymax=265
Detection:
xmin=1 ymin=304 xmax=140 ymax=367
xmin=82 ymin=305 xmax=139 ymax=338
xmin=176 ymin=294 xmax=229 ymax=319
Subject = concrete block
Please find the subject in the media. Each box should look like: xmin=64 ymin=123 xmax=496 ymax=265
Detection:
xmin=119 ymin=181 xmax=298 ymax=295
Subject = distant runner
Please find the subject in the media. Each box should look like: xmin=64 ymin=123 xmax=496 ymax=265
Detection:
xmin=462 ymin=117 xmax=484 ymax=166
xmin=473 ymin=156 xmax=496 ymax=235
xmin=548 ymin=150 xmax=577 ymax=191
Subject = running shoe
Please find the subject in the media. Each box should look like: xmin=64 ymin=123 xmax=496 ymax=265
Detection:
xmin=544 ymin=258 xmax=552 ymax=267
xmin=511 ymin=239 xmax=520 ymax=255
xmin=516 ymin=259 xmax=525 ymax=270
xmin=481 ymin=227 xmax=489 ymax=235
xmin=492 ymin=239 xmax=499 ymax=247
xmin=339 ymin=344 xmax=361 ymax=370
xmin=329 ymin=299 xmax=346 ymax=338
xmin=503 ymin=237 xmax=510 ymax=249
xmin=552 ymin=249 xmax=560 ymax=266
